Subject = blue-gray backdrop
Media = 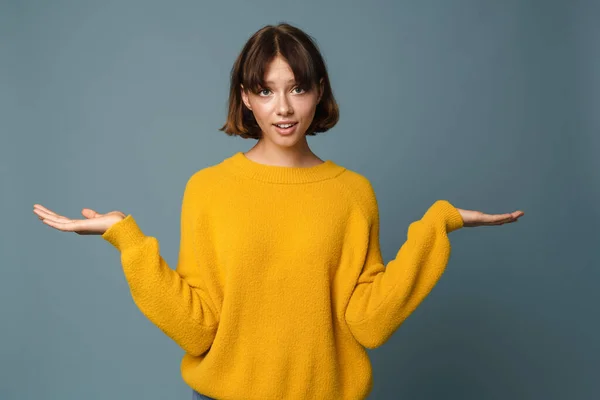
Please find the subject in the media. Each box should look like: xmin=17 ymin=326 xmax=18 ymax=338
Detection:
xmin=3 ymin=0 xmax=598 ymax=399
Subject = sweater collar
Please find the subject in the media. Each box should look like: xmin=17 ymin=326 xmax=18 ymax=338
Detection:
xmin=223 ymin=151 xmax=346 ymax=184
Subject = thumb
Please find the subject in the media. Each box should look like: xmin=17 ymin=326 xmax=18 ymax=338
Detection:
xmin=81 ymin=208 xmax=99 ymax=219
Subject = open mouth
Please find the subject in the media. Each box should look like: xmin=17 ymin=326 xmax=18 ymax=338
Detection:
xmin=273 ymin=122 xmax=298 ymax=134
xmin=274 ymin=122 xmax=297 ymax=129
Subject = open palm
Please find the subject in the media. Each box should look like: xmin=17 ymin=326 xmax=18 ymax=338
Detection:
xmin=456 ymin=208 xmax=524 ymax=227
xmin=33 ymin=204 xmax=125 ymax=235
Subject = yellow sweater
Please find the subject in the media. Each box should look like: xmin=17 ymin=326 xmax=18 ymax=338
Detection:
xmin=102 ymin=151 xmax=464 ymax=400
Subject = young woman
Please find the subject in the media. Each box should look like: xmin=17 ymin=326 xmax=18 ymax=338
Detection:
xmin=33 ymin=23 xmax=524 ymax=400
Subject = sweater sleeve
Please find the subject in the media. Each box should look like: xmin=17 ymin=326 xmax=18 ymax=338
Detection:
xmin=344 ymin=185 xmax=464 ymax=349
xmin=101 ymin=176 xmax=219 ymax=357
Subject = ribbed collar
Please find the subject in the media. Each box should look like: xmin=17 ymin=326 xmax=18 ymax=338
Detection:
xmin=222 ymin=151 xmax=346 ymax=184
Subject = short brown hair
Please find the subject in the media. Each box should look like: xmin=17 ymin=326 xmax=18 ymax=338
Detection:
xmin=219 ymin=23 xmax=339 ymax=139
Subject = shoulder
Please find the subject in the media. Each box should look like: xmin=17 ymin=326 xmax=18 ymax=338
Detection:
xmin=185 ymin=154 xmax=232 ymax=188
xmin=180 ymin=163 xmax=223 ymax=203
xmin=335 ymin=167 xmax=379 ymax=221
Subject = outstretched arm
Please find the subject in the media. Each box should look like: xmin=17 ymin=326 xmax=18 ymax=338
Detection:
xmin=344 ymin=180 xmax=524 ymax=350
xmin=345 ymin=197 xmax=463 ymax=349
xmin=102 ymin=177 xmax=219 ymax=356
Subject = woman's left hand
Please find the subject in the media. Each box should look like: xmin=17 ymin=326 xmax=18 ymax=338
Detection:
xmin=456 ymin=208 xmax=524 ymax=228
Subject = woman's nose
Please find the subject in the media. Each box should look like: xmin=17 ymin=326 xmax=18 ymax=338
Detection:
xmin=277 ymin=95 xmax=293 ymax=115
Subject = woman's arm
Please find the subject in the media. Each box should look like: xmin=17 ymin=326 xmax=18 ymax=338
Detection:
xmin=345 ymin=198 xmax=462 ymax=349
xmin=101 ymin=178 xmax=219 ymax=356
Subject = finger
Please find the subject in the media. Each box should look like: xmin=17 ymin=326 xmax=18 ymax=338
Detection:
xmin=34 ymin=206 xmax=70 ymax=221
xmin=485 ymin=213 xmax=514 ymax=225
xmin=33 ymin=208 xmax=50 ymax=219
xmin=513 ymin=210 xmax=525 ymax=218
xmin=41 ymin=218 xmax=79 ymax=232
xmin=33 ymin=204 xmax=60 ymax=217
xmin=33 ymin=208 xmax=71 ymax=223
xmin=82 ymin=209 xmax=98 ymax=218
xmin=497 ymin=213 xmax=521 ymax=225
xmin=506 ymin=211 xmax=525 ymax=221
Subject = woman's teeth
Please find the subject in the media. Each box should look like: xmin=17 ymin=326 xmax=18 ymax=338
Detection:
xmin=275 ymin=123 xmax=296 ymax=128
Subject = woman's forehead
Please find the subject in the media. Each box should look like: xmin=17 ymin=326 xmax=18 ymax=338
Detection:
xmin=244 ymin=53 xmax=315 ymax=90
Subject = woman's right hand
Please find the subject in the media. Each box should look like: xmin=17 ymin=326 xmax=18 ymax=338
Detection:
xmin=33 ymin=204 xmax=126 ymax=235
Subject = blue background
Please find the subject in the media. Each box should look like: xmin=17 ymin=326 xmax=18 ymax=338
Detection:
xmin=3 ymin=0 xmax=598 ymax=398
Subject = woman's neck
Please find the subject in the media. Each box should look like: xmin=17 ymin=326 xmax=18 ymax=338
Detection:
xmin=243 ymin=141 xmax=324 ymax=168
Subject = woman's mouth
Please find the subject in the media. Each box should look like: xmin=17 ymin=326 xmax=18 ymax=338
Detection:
xmin=273 ymin=122 xmax=298 ymax=135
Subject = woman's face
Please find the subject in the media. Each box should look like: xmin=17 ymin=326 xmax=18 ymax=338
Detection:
xmin=241 ymin=55 xmax=323 ymax=146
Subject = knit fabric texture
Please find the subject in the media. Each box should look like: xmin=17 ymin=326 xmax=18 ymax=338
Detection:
xmin=102 ymin=151 xmax=464 ymax=400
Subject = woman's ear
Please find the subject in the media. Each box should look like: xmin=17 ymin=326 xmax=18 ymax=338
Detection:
xmin=240 ymin=84 xmax=252 ymax=110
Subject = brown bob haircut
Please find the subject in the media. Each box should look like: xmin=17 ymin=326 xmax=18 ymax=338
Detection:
xmin=219 ymin=23 xmax=339 ymax=139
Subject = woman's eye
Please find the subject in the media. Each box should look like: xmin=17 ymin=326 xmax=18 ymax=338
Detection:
xmin=257 ymin=87 xmax=305 ymax=96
